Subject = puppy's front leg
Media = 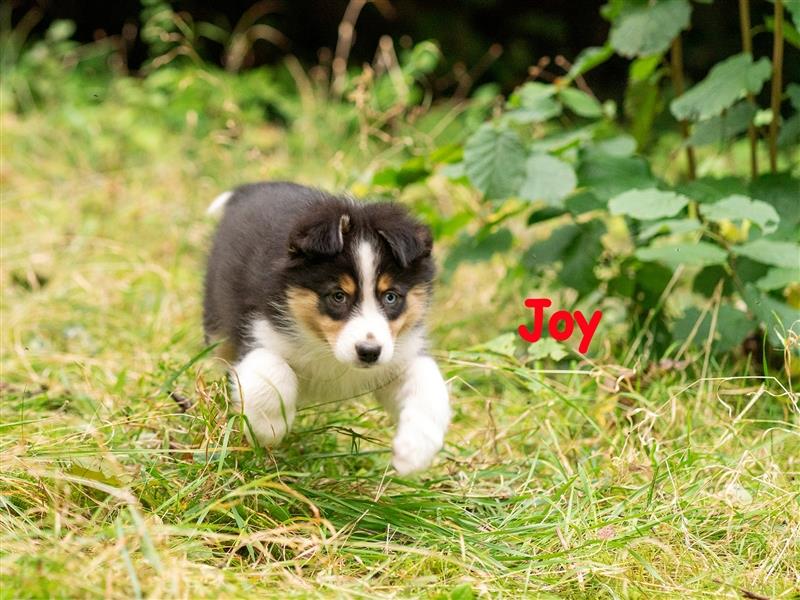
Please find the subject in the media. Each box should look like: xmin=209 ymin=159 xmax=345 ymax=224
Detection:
xmin=377 ymin=355 xmax=450 ymax=475
xmin=232 ymin=348 xmax=298 ymax=447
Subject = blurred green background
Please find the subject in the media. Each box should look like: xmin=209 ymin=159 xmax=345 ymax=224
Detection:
xmin=8 ymin=0 xmax=799 ymax=97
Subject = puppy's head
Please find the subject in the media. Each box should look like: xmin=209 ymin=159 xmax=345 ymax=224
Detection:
xmin=285 ymin=202 xmax=434 ymax=367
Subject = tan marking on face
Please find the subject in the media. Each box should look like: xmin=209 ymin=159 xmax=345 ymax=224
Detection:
xmin=286 ymin=287 xmax=345 ymax=347
xmin=377 ymin=274 xmax=394 ymax=295
xmin=389 ymin=285 xmax=428 ymax=338
xmin=339 ymin=274 xmax=356 ymax=296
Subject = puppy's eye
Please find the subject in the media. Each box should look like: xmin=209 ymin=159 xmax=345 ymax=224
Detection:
xmin=382 ymin=291 xmax=400 ymax=305
xmin=330 ymin=290 xmax=348 ymax=304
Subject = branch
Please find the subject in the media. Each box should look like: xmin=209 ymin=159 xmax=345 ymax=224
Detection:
xmin=670 ymin=35 xmax=697 ymax=181
xmin=769 ymin=0 xmax=784 ymax=173
xmin=738 ymin=0 xmax=760 ymax=178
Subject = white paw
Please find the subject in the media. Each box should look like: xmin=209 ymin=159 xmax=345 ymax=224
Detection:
xmin=231 ymin=348 xmax=298 ymax=449
xmin=391 ymin=419 xmax=444 ymax=475
xmin=246 ymin=416 xmax=290 ymax=448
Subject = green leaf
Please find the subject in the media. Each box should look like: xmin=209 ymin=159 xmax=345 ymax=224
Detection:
xmin=428 ymin=143 xmax=462 ymax=165
xmin=610 ymin=0 xmax=692 ymax=57
xmin=478 ymin=333 xmax=519 ymax=358
xmin=625 ymin=70 xmax=663 ymax=149
xmin=688 ymin=102 xmax=756 ymax=146
xmin=527 ymin=206 xmax=567 ymax=225
xmin=567 ymin=44 xmax=614 ymax=80
xmin=610 ymin=258 xmax=673 ymax=304
xmin=523 ymin=220 xmax=606 ymax=296
xmin=788 ymin=83 xmax=800 ymax=110
xmin=527 ymin=337 xmax=569 ymax=361
xmin=629 ymin=55 xmax=662 ymax=83
xmin=749 ymin=174 xmax=800 ymax=240
xmin=670 ymin=53 xmax=772 ymax=121
xmin=677 ymin=176 xmax=746 ymax=203
xmin=733 ymin=257 xmax=770 ymax=287
xmin=565 ymin=191 xmax=605 ymax=215
xmin=638 ymin=218 xmax=702 ymax=241
xmin=609 ymin=188 xmax=690 ymax=220
xmin=511 ymin=82 xmax=556 ymax=105
xmin=742 ymin=284 xmax=800 ymax=347
xmin=700 ymin=194 xmax=780 ymax=233
xmin=371 ymin=156 xmax=429 ymax=188
xmin=449 ymin=583 xmax=476 ymax=600
xmin=529 ymin=128 xmax=595 ymax=154
xmin=559 ymin=220 xmax=606 ymax=295
xmin=636 ymin=242 xmax=727 ymax=267
xmin=693 ymin=265 xmax=736 ymax=297
xmin=506 ymin=82 xmax=562 ymax=123
xmin=734 ymin=239 xmax=800 ymax=268
xmin=783 ymin=0 xmax=800 ymax=29
xmin=635 ymin=261 xmax=674 ymax=307
xmin=440 ymin=162 xmax=466 ymax=180
xmin=402 ymin=41 xmax=441 ymax=77
xmin=444 ymin=227 xmax=513 ymax=272
xmin=777 ymin=113 xmax=800 ymax=149
xmin=559 ymin=87 xmax=603 ymax=118
xmin=601 ymin=0 xmax=627 ymax=22
xmin=504 ymin=106 xmax=562 ymax=124
xmin=577 ymin=150 xmax=655 ymax=201
xmin=66 ymin=462 xmax=123 ymax=487
xmin=753 ymin=109 xmax=773 ymax=127
xmin=524 ymin=224 xmax=581 ymax=265
xmin=519 ymin=154 xmax=577 ymax=206
xmin=594 ymin=135 xmax=637 ymax=157
xmin=765 ymin=14 xmax=800 ymax=49
xmin=672 ymin=305 xmax=755 ymax=354
xmin=463 ymin=124 xmax=526 ymax=199
xmin=417 ymin=208 xmax=472 ymax=239
xmin=46 ymin=19 xmax=77 ymax=42
xmin=756 ymin=267 xmax=800 ymax=291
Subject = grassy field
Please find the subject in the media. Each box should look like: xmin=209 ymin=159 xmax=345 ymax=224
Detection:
xmin=2 ymin=73 xmax=799 ymax=599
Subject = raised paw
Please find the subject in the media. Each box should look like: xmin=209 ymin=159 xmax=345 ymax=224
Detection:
xmin=391 ymin=417 xmax=444 ymax=475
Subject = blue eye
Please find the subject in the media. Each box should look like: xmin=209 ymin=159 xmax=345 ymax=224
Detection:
xmin=331 ymin=291 xmax=348 ymax=304
xmin=382 ymin=291 xmax=399 ymax=305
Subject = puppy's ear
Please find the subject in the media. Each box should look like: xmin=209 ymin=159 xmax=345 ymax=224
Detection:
xmin=378 ymin=221 xmax=433 ymax=268
xmin=289 ymin=213 xmax=350 ymax=257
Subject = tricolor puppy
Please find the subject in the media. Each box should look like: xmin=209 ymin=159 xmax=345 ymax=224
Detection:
xmin=203 ymin=182 xmax=450 ymax=474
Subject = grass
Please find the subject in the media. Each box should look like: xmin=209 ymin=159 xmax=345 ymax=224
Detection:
xmin=2 ymin=66 xmax=799 ymax=599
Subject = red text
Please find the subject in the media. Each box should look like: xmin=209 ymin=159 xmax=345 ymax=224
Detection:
xmin=518 ymin=298 xmax=602 ymax=354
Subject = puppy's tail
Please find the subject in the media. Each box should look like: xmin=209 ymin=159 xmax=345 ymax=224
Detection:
xmin=206 ymin=190 xmax=233 ymax=217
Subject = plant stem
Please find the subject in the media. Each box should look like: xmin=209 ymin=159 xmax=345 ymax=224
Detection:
xmin=770 ymin=0 xmax=784 ymax=173
xmin=331 ymin=0 xmax=369 ymax=98
xmin=670 ymin=35 xmax=696 ymax=181
xmin=738 ymin=0 xmax=759 ymax=178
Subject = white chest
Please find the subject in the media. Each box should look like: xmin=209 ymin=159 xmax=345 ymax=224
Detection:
xmin=288 ymin=350 xmax=399 ymax=407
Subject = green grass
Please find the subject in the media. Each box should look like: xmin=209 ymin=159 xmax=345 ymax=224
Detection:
xmin=2 ymin=74 xmax=799 ymax=599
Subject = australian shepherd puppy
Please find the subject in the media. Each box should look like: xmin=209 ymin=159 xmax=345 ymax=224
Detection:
xmin=203 ymin=182 xmax=450 ymax=474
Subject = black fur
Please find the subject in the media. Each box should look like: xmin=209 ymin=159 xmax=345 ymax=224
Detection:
xmin=203 ymin=182 xmax=435 ymax=359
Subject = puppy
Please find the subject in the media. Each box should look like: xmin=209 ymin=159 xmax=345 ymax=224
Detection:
xmin=203 ymin=182 xmax=450 ymax=474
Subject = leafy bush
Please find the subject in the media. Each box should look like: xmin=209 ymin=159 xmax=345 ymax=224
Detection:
xmin=372 ymin=0 xmax=800 ymax=363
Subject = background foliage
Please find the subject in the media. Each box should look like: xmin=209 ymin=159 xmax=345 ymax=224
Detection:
xmin=1 ymin=1 xmax=799 ymax=598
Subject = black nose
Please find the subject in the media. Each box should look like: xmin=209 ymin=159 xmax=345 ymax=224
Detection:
xmin=355 ymin=341 xmax=382 ymax=364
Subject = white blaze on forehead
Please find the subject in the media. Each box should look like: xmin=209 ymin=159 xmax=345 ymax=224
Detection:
xmin=333 ymin=238 xmax=394 ymax=365
xmin=356 ymin=238 xmax=379 ymax=311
